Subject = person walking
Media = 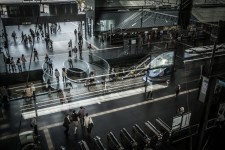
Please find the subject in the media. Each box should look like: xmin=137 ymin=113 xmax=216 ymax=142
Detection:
xmin=33 ymin=48 xmax=39 ymax=61
xmin=84 ymin=113 xmax=94 ymax=138
xmin=72 ymin=46 xmax=78 ymax=58
xmin=74 ymin=29 xmax=77 ymax=37
xmin=78 ymin=106 xmax=86 ymax=127
xmin=71 ymin=110 xmax=79 ymax=135
xmin=87 ymin=43 xmax=92 ymax=54
xmin=68 ymin=39 xmax=72 ymax=48
xmin=48 ymin=58 xmax=53 ymax=74
xmin=0 ymin=86 xmax=9 ymax=107
xmin=21 ymin=54 xmax=26 ymax=69
xmin=55 ymin=69 xmax=60 ymax=82
xmin=63 ymin=114 xmax=71 ymax=136
xmin=68 ymin=52 xmax=73 ymax=68
xmin=62 ymin=68 xmax=67 ymax=82
xmin=44 ymin=54 xmax=49 ymax=71
xmin=68 ymin=44 xmax=72 ymax=54
xmin=57 ymin=25 xmax=61 ymax=32
xmin=57 ymin=89 xmax=65 ymax=104
xmin=11 ymin=31 xmax=17 ymax=42
xmin=16 ymin=58 xmax=22 ymax=72
xmin=175 ymin=84 xmax=181 ymax=98
xmin=36 ymin=31 xmax=40 ymax=41
xmin=78 ymin=44 xmax=83 ymax=59
xmin=21 ymin=32 xmax=24 ymax=42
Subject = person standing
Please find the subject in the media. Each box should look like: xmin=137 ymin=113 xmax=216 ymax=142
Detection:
xmin=24 ymin=85 xmax=32 ymax=102
xmin=47 ymin=79 xmax=51 ymax=96
xmin=33 ymin=48 xmax=39 ymax=61
xmin=63 ymin=114 xmax=71 ymax=136
xmin=10 ymin=57 xmax=16 ymax=73
xmin=21 ymin=54 xmax=26 ymax=69
xmin=62 ymin=68 xmax=67 ymax=82
xmin=16 ymin=58 xmax=22 ymax=72
xmin=6 ymin=56 xmax=11 ymax=72
xmin=71 ymin=110 xmax=79 ymax=135
xmin=55 ymin=69 xmax=60 ymax=82
xmin=0 ymin=86 xmax=9 ymax=107
xmin=78 ymin=106 xmax=86 ymax=127
xmin=175 ymin=84 xmax=181 ymax=98
xmin=84 ymin=113 xmax=94 ymax=138
xmin=57 ymin=89 xmax=65 ymax=104
xmin=147 ymin=81 xmax=153 ymax=100
xmin=31 ymin=83 xmax=36 ymax=100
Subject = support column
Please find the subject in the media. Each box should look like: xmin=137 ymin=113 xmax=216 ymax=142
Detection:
xmin=85 ymin=19 xmax=87 ymax=39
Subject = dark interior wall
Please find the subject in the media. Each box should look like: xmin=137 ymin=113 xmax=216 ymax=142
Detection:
xmin=1 ymin=14 xmax=86 ymax=26
xmin=0 ymin=69 xmax=43 ymax=86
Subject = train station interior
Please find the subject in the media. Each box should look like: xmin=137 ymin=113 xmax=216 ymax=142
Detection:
xmin=1 ymin=0 xmax=225 ymax=150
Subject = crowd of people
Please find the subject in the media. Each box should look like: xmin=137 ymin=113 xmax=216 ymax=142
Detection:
xmin=63 ymin=106 xmax=94 ymax=138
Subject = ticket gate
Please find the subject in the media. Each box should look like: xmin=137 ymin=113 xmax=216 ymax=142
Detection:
xmin=132 ymin=124 xmax=151 ymax=149
xmin=93 ymin=136 xmax=107 ymax=150
xmin=120 ymin=128 xmax=138 ymax=149
xmin=155 ymin=118 xmax=172 ymax=142
xmin=145 ymin=121 xmax=163 ymax=147
xmin=107 ymin=132 xmax=124 ymax=150
xmin=78 ymin=140 xmax=90 ymax=150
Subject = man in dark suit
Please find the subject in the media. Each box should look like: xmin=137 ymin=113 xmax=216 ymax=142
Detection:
xmin=63 ymin=114 xmax=71 ymax=136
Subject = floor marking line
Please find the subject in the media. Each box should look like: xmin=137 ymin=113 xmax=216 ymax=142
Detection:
xmin=0 ymin=133 xmax=17 ymax=140
xmin=1 ymin=88 xmax=199 ymax=140
xmin=38 ymin=88 xmax=198 ymax=130
xmin=43 ymin=129 xmax=54 ymax=150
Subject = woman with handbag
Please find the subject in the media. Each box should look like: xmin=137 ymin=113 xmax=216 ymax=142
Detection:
xmin=84 ymin=113 xmax=94 ymax=137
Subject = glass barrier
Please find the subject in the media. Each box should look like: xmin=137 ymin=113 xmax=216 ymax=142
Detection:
xmin=63 ymin=58 xmax=90 ymax=81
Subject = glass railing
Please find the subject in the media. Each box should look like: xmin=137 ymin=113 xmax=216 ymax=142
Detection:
xmin=63 ymin=58 xmax=90 ymax=82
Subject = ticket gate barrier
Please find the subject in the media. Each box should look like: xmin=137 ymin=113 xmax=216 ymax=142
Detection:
xmin=93 ymin=136 xmax=107 ymax=150
xmin=78 ymin=140 xmax=90 ymax=150
xmin=107 ymin=132 xmax=124 ymax=150
xmin=132 ymin=124 xmax=151 ymax=149
xmin=155 ymin=118 xmax=172 ymax=142
xmin=120 ymin=128 xmax=138 ymax=149
xmin=145 ymin=121 xmax=163 ymax=147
